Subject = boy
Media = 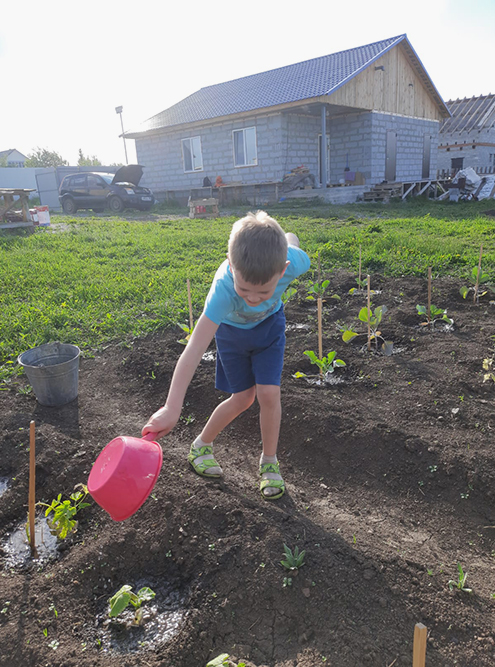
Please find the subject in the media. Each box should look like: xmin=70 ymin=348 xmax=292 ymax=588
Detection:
xmin=142 ymin=210 xmax=310 ymax=499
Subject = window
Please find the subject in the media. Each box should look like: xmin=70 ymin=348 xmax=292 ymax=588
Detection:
xmin=182 ymin=137 xmax=203 ymax=172
xmin=233 ymin=127 xmax=257 ymax=167
xmin=451 ymin=157 xmax=464 ymax=170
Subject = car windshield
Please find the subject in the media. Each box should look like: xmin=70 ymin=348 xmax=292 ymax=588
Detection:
xmin=98 ymin=174 xmax=114 ymax=184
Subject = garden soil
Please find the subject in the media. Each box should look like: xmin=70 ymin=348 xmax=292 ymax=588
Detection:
xmin=1 ymin=269 xmax=495 ymax=667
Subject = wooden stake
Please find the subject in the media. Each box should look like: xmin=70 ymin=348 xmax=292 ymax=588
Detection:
xmin=28 ymin=420 xmax=36 ymax=556
xmin=317 ymin=251 xmax=321 ymax=284
xmin=427 ymin=267 xmax=432 ymax=326
xmin=412 ymin=623 xmax=427 ymax=667
xmin=358 ymin=245 xmax=362 ymax=285
xmin=367 ymin=275 xmax=371 ymax=351
xmin=473 ymin=244 xmax=483 ymax=304
xmin=317 ymin=297 xmax=323 ymax=375
xmin=186 ymin=279 xmax=194 ymax=331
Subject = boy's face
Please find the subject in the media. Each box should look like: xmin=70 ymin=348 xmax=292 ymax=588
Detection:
xmin=230 ymin=262 xmax=289 ymax=307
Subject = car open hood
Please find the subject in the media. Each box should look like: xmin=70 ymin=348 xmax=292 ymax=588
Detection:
xmin=111 ymin=164 xmax=144 ymax=186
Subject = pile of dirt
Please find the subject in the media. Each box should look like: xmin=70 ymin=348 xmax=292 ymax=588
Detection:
xmin=1 ymin=269 xmax=495 ymax=666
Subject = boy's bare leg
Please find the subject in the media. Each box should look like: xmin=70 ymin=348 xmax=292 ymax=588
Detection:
xmin=200 ymin=386 xmax=256 ymax=443
xmin=256 ymin=384 xmax=284 ymax=498
xmin=190 ymin=387 xmax=256 ymax=477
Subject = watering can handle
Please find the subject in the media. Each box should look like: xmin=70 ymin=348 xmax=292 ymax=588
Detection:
xmin=142 ymin=432 xmax=159 ymax=442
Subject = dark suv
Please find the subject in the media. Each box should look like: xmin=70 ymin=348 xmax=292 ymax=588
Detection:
xmin=59 ymin=165 xmax=155 ymax=214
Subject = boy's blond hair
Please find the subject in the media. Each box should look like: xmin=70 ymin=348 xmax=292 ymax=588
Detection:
xmin=228 ymin=211 xmax=287 ymax=284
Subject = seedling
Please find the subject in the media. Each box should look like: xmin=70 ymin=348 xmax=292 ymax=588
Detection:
xmin=294 ymin=350 xmax=346 ymax=380
xmin=177 ymin=321 xmax=196 ymax=345
xmin=483 ymin=358 xmax=495 ymax=383
xmin=342 ymin=304 xmax=391 ymax=353
xmin=460 ymin=247 xmax=494 ymax=303
xmin=206 ymin=655 xmax=230 ymax=667
xmin=349 ymin=245 xmax=368 ymax=294
xmin=306 ymin=279 xmax=330 ymax=300
xmin=281 ymin=286 xmax=297 ymax=304
xmin=416 ymin=304 xmax=453 ymax=328
xmin=448 ymin=563 xmax=472 ymax=593
xmin=108 ymin=585 xmax=156 ymax=623
xmin=281 ymin=544 xmax=306 ymax=571
xmin=36 ymin=484 xmax=90 ymax=540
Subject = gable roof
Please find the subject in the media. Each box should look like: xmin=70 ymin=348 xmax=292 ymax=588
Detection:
xmin=440 ymin=94 xmax=495 ymax=134
xmin=0 ymin=149 xmax=27 ymax=161
xmin=128 ymin=34 xmax=448 ymax=137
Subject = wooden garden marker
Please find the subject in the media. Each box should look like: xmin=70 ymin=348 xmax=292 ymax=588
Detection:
xmin=427 ymin=267 xmax=432 ymax=327
xmin=367 ymin=275 xmax=371 ymax=351
xmin=473 ymin=244 xmax=483 ymax=304
xmin=28 ymin=420 xmax=36 ymax=556
xmin=186 ymin=278 xmax=194 ymax=332
xmin=317 ymin=252 xmax=323 ymax=375
xmin=412 ymin=622 xmax=427 ymax=667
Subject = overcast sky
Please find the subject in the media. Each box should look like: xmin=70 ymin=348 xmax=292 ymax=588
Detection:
xmin=1 ymin=0 xmax=493 ymax=166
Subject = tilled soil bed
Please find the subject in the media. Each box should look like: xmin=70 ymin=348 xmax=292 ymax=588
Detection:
xmin=1 ymin=269 xmax=495 ymax=667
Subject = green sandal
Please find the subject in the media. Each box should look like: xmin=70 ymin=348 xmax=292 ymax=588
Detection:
xmin=259 ymin=462 xmax=285 ymax=500
xmin=188 ymin=445 xmax=223 ymax=478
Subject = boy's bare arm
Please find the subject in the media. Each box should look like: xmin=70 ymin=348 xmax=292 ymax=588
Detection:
xmin=142 ymin=314 xmax=218 ymax=438
xmin=286 ymin=232 xmax=300 ymax=247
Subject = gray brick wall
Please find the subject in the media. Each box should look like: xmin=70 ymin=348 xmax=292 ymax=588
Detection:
xmin=437 ymin=126 xmax=495 ymax=174
xmin=136 ymin=108 xmax=441 ymax=193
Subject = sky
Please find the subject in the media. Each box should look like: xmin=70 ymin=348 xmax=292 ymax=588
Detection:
xmin=1 ymin=0 xmax=493 ymax=166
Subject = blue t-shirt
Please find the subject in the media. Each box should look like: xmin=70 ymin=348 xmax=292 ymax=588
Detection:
xmin=203 ymin=244 xmax=311 ymax=329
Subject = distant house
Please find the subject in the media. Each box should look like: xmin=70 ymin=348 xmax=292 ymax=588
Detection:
xmin=127 ymin=35 xmax=449 ymax=202
xmin=0 ymin=149 xmax=28 ymax=168
xmin=437 ymin=94 xmax=495 ymax=177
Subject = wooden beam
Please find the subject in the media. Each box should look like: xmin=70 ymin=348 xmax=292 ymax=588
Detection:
xmin=412 ymin=623 xmax=427 ymax=667
xmin=418 ymin=181 xmax=432 ymax=196
xmin=402 ymin=183 xmax=416 ymax=199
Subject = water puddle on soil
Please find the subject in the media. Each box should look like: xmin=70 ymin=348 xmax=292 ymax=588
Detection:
xmin=202 ymin=351 xmax=216 ymax=362
xmin=3 ymin=516 xmax=59 ymax=569
xmin=303 ymin=373 xmax=345 ymax=386
xmin=286 ymin=323 xmax=310 ymax=332
xmin=0 ymin=477 xmax=9 ymax=497
xmin=97 ymin=583 xmax=187 ymax=653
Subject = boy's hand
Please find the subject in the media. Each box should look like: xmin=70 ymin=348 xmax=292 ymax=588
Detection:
xmin=142 ymin=405 xmax=180 ymax=440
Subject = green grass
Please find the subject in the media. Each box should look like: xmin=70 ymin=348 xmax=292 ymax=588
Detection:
xmin=1 ymin=200 xmax=494 ymax=385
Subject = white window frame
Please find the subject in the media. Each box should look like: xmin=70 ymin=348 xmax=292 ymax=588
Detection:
xmin=181 ymin=136 xmax=203 ymax=173
xmin=232 ymin=127 xmax=258 ymax=167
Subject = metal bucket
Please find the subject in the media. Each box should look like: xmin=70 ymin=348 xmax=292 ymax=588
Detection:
xmin=17 ymin=342 xmax=81 ymax=407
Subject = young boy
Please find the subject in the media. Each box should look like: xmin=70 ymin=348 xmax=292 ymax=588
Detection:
xmin=142 ymin=210 xmax=310 ymax=499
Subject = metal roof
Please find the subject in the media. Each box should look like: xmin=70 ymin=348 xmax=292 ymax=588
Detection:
xmin=440 ymin=94 xmax=495 ymax=134
xmin=129 ymin=35 xmax=449 ymax=136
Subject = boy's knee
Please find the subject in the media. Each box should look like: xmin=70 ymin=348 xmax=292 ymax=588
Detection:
xmin=233 ymin=386 xmax=256 ymax=411
xmin=256 ymin=384 xmax=281 ymax=408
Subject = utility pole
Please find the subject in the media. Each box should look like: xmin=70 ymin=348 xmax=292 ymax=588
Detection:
xmin=115 ymin=106 xmax=128 ymax=164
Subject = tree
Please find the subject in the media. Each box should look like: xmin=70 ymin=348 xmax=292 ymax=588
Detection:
xmin=25 ymin=147 xmax=68 ymax=167
xmin=77 ymin=149 xmax=102 ymax=166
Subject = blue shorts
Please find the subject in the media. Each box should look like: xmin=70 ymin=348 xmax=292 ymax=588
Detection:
xmin=215 ymin=306 xmax=286 ymax=394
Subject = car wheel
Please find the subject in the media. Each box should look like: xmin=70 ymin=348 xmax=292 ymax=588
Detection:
xmin=108 ymin=196 xmax=124 ymax=213
xmin=62 ymin=198 xmax=77 ymax=215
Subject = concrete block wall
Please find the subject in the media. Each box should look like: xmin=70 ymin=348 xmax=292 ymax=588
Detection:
xmin=328 ymin=113 xmax=373 ymax=184
xmin=370 ymin=113 xmax=440 ymax=183
xmin=438 ymin=126 xmax=495 ymax=173
xmin=282 ymin=114 xmax=322 ymax=182
xmin=136 ymin=114 xmax=285 ymax=192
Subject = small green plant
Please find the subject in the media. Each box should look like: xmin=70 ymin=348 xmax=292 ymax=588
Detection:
xmin=177 ymin=321 xmax=196 ymax=345
xmin=483 ymin=358 xmax=495 ymax=383
xmin=206 ymin=655 xmax=230 ymax=667
xmin=416 ymin=304 xmax=453 ymax=328
xmin=108 ymin=585 xmax=156 ymax=622
xmin=342 ymin=305 xmax=391 ymax=353
xmin=281 ymin=543 xmax=306 ymax=571
xmin=282 ymin=577 xmax=293 ymax=587
xmin=36 ymin=484 xmax=90 ymax=540
xmin=460 ymin=266 xmax=494 ymax=303
xmin=281 ymin=286 xmax=297 ymax=304
xmin=306 ymin=279 xmax=330 ymax=300
xmin=294 ymin=350 xmax=346 ymax=380
xmin=348 ymin=275 xmax=368 ymax=294
xmin=448 ymin=563 xmax=472 ymax=593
